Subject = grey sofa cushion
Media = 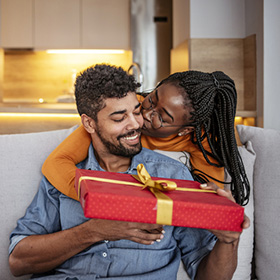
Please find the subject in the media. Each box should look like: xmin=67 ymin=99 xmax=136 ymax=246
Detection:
xmin=0 ymin=125 xmax=78 ymax=280
xmin=232 ymin=141 xmax=255 ymax=280
xmin=237 ymin=125 xmax=280 ymax=280
xmin=156 ymin=143 xmax=256 ymax=280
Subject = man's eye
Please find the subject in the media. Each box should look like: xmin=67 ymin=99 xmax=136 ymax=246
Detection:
xmin=113 ymin=118 xmax=124 ymax=123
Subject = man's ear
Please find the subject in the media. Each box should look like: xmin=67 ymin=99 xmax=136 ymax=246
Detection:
xmin=81 ymin=114 xmax=96 ymax=134
xmin=178 ymin=126 xmax=195 ymax=136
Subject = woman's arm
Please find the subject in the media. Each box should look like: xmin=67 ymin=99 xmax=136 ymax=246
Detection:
xmin=41 ymin=125 xmax=91 ymax=200
xmin=42 ymin=125 xmax=224 ymax=201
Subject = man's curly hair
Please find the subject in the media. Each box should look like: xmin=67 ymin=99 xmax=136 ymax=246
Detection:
xmin=75 ymin=64 xmax=140 ymax=121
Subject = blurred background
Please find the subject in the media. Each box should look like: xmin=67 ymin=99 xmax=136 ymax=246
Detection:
xmin=0 ymin=0 xmax=279 ymax=134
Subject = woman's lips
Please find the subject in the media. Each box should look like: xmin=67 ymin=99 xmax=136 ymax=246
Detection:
xmin=142 ymin=120 xmax=152 ymax=130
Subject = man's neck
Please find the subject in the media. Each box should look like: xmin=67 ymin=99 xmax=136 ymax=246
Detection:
xmin=93 ymin=149 xmax=132 ymax=172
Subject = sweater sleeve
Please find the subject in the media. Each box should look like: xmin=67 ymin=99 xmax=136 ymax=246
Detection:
xmin=41 ymin=125 xmax=91 ymax=200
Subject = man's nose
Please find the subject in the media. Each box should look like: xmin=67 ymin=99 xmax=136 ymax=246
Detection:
xmin=127 ymin=114 xmax=143 ymax=130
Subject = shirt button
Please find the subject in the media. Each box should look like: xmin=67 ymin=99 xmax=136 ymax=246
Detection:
xmin=104 ymin=240 xmax=109 ymax=243
xmin=102 ymin=252 xmax=107 ymax=258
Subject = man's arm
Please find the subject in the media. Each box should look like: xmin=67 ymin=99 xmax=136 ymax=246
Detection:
xmin=195 ymin=184 xmax=250 ymax=280
xmin=9 ymin=219 xmax=164 ymax=276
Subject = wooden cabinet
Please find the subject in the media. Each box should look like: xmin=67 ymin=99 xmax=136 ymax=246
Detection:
xmin=34 ymin=0 xmax=80 ymax=49
xmin=1 ymin=0 xmax=130 ymax=49
xmin=81 ymin=0 xmax=130 ymax=49
xmin=1 ymin=0 xmax=33 ymax=48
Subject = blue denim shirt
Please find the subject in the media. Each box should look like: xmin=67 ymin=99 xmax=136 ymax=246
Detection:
xmin=9 ymin=146 xmax=216 ymax=280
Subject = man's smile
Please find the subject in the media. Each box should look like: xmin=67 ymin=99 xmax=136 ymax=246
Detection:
xmin=120 ymin=131 xmax=141 ymax=145
xmin=123 ymin=134 xmax=139 ymax=141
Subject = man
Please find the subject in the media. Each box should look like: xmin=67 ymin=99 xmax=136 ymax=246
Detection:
xmin=9 ymin=64 xmax=247 ymax=280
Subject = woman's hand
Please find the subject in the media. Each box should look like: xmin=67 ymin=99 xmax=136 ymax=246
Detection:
xmin=200 ymin=182 xmax=250 ymax=236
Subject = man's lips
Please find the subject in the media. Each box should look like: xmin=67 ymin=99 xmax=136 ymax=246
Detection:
xmin=122 ymin=134 xmax=139 ymax=141
xmin=118 ymin=130 xmax=141 ymax=144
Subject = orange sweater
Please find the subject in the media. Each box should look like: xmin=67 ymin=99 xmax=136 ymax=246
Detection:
xmin=42 ymin=126 xmax=224 ymax=200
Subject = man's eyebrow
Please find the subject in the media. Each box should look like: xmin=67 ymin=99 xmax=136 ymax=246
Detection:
xmin=109 ymin=109 xmax=127 ymax=116
xmin=109 ymin=103 xmax=141 ymax=116
xmin=156 ymin=89 xmax=174 ymax=122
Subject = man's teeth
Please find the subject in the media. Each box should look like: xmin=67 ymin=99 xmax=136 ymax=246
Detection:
xmin=124 ymin=134 xmax=138 ymax=140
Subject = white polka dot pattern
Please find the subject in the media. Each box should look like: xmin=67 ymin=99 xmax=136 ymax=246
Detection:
xmin=76 ymin=169 xmax=244 ymax=232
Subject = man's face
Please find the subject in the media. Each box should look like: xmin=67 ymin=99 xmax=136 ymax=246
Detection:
xmin=94 ymin=92 xmax=143 ymax=157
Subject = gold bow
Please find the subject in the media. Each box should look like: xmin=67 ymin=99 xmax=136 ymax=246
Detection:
xmin=132 ymin=164 xmax=177 ymax=225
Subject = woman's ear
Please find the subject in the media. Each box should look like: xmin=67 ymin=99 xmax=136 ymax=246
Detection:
xmin=81 ymin=114 xmax=96 ymax=134
xmin=178 ymin=126 xmax=195 ymax=136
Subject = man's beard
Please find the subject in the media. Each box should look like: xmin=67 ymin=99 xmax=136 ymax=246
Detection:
xmin=95 ymin=125 xmax=142 ymax=158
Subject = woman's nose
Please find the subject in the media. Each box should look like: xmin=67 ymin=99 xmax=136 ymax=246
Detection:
xmin=141 ymin=108 xmax=153 ymax=121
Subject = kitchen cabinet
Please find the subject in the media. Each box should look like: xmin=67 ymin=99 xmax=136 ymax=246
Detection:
xmin=1 ymin=0 xmax=130 ymax=49
xmin=0 ymin=0 xmax=33 ymax=48
xmin=34 ymin=0 xmax=80 ymax=49
xmin=81 ymin=0 xmax=130 ymax=49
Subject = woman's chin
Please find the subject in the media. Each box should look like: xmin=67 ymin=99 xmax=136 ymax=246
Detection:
xmin=141 ymin=125 xmax=155 ymax=137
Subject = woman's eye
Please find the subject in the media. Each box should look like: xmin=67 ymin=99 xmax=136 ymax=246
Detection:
xmin=149 ymin=96 xmax=154 ymax=106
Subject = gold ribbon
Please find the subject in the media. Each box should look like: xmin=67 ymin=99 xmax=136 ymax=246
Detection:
xmin=77 ymin=164 xmax=216 ymax=225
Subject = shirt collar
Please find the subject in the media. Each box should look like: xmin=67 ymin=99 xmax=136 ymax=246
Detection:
xmin=83 ymin=144 xmax=144 ymax=175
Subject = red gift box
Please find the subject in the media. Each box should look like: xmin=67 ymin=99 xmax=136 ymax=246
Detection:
xmin=75 ymin=165 xmax=244 ymax=232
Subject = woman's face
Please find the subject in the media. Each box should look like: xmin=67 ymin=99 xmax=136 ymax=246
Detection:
xmin=141 ymin=83 xmax=193 ymax=138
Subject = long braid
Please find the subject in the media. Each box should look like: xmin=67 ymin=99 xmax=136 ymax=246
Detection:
xmin=158 ymin=71 xmax=250 ymax=206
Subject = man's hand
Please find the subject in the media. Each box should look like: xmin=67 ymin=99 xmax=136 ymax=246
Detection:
xmin=85 ymin=219 xmax=165 ymax=245
xmin=9 ymin=219 xmax=165 ymax=276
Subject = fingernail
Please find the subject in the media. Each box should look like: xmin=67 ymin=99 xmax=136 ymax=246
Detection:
xmin=161 ymin=230 xmax=165 ymax=234
xmin=151 ymin=241 xmax=154 ymax=244
xmin=156 ymin=239 xmax=161 ymax=242
xmin=160 ymin=234 xmax=164 ymax=239
xmin=200 ymin=183 xmax=208 ymax=188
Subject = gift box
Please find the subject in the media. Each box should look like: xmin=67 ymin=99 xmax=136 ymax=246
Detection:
xmin=75 ymin=164 xmax=244 ymax=232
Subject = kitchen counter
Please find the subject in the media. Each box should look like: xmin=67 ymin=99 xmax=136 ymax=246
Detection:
xmin=0 ymin=102 xmax=257 ymax=118
xmin=0 ymin=102 xmax=78 ymax=114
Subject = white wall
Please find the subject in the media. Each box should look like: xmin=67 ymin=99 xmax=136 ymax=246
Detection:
xmin=244 ymin=0 xmax=264 ymax=128
xmin=263 ymin=0 xmax=280 ymax=130
xmin=190 ymin=0 xmax=245 ymax=38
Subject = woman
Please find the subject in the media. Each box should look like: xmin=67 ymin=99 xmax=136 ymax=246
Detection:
xmin=42 ymin=70 xmax=250 ymax=206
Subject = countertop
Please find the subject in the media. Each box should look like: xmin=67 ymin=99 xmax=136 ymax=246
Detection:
xmin=0 ymin=102 xmax=257 ymax=118
xmin=0 ymin=102 xmax=78 ymax=114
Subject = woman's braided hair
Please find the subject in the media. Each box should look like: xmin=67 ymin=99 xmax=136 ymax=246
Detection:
xmin=157 ymin=70 xmax=250 ymax=206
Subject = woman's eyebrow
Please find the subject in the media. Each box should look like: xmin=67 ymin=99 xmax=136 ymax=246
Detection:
xmin=135 ymin=103 xmax=141 ymax=110
xmin=156 ymin=89 xmax=174 ymax=122
xmin=163 ymin=108 xmax=174 ymax=122
xmin=155 ymin=89 xmax=159 ymax=101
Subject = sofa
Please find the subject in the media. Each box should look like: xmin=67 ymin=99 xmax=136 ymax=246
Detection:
xmin=0 ymin=124 xmax=279 ymax=280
